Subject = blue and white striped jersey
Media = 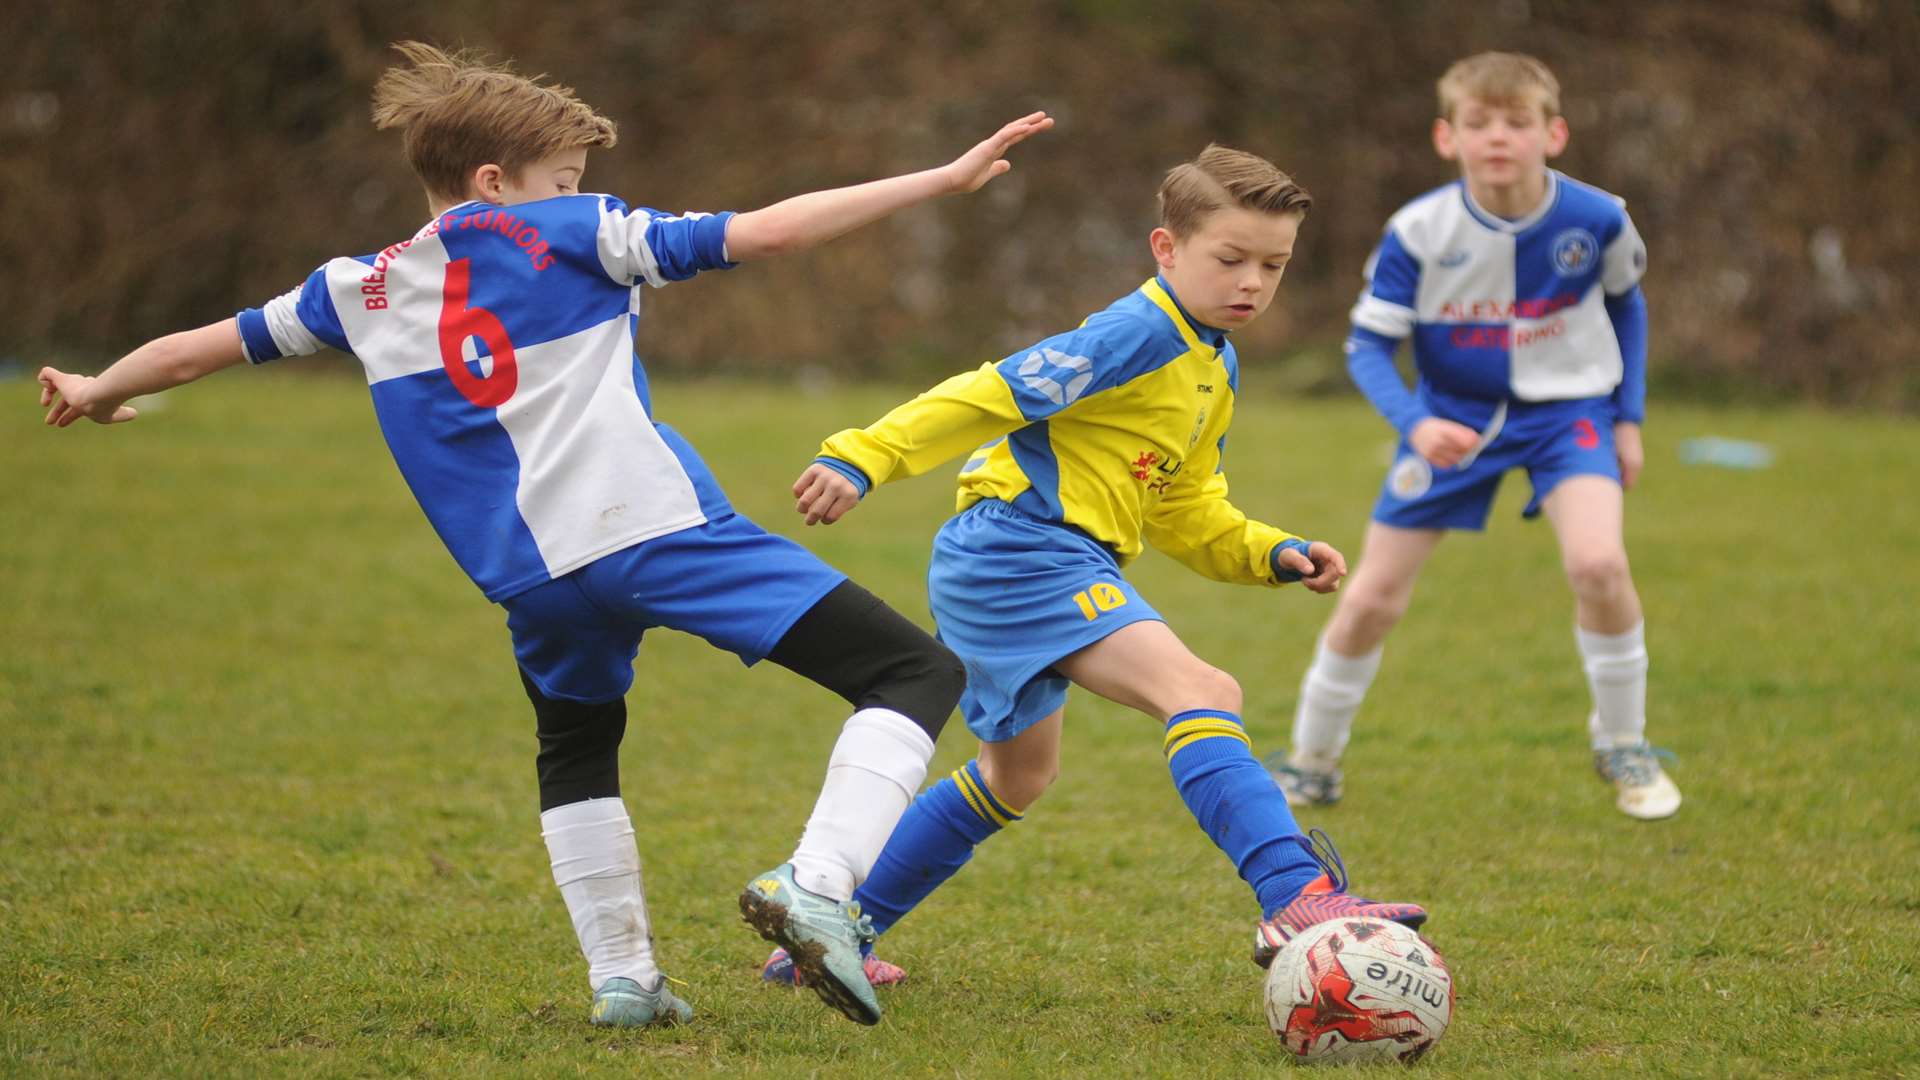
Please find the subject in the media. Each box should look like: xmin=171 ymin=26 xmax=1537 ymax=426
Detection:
xmin=1347 ymin=170 xmax=1648 ymax=433
xmin=235 ymin=195 xmax=737 ymax=601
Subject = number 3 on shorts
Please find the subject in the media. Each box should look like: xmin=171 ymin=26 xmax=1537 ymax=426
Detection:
xmin=1071 ymin=582 xmax=1128 ymax=621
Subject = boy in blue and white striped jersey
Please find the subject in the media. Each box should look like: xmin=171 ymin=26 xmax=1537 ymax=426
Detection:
xmin=1271 ymin=52 xmax=1679 ymax=821
xmin=35 ymin=40 xmax=1052 ymax=1029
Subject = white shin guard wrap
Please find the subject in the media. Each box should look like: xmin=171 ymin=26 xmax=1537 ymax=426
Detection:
xmin=790 ymin=708 xmax=936 ymax=901
xmin=540 ymin=797 xmax=657 ymax=993
xmin=1577 ymin=622 xmax=1649 ymax=749
xmin=1290 ymin=639 xmax=1384 ymax=768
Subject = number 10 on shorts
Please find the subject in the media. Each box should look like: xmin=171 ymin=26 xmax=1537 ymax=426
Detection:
xmin=1071 ymin=582 xmax=1128 ymax=620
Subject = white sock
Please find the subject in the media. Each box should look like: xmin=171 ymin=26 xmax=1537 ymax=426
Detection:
xmin=1577 ymin=621 xmax=1648 ymax=750
xmin=789 ymin=708 xmax=936 ymax=901
xmin=1290 ymin=638 xmax=1384 ymax=770
xmin=541 ymin=797 xmax=658 ymax=993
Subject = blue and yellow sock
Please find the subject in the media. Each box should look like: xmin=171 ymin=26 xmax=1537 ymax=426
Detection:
xmin=1163 ymin=708 xmax=1321 ymax=916
xmin=852 ymin=759 xmax=1024 ymax=938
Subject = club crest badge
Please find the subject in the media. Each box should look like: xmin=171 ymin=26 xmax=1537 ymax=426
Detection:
xmin=1551 ymin=228 xmax=1598 ymax=277
xmin=1388 ymin=454 xmax=1433 ymax=500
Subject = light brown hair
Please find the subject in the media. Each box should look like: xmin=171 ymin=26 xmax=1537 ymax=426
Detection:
xmin=371 ymin=40 xmax=618 ymax=204
xmin=1436 ymin=52 xmax=1562 ymax=120
xmin=1157 ymin=144 xmax=1311 ymax=239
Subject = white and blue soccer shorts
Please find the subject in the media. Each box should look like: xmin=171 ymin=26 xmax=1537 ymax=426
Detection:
xmin=503 ymin=512 xmax=846 ymax=703
xmin=1373 ymin=396 xmax=1623 ymax=530
xmin=927 ymin=499 xmax=1164 ymax=743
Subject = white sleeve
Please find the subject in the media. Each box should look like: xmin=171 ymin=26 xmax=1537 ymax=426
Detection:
xmin=1601 ymin=210 xmax=1648 ymax=296
xmin=262 ymin=286 xmax=325 ymax=357
xmin=594 ymin=199 xmax=736 ymax=289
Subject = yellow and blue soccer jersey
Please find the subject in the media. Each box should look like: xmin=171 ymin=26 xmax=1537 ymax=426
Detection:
xmin=819 ymin=276 xmax=1302 ymax=586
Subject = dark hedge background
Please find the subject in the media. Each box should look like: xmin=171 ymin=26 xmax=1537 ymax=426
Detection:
xmin=3 ymin=0 xmax=1913 ymax=408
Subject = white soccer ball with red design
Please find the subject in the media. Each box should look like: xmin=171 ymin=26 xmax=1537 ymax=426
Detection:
xmin=1263 ymin=916 xmax=1453 ymax=1065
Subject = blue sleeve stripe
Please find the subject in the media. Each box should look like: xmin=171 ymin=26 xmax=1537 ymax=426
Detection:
xmin=1605 ymin=286 xmax=1648 ymax=424
xmin=814 ymin=456 xmax=871 ymax=497
xmin=1345 ymin=327 xmax=1429 ymax=435
xmin=693 ymin=211 xmax=737 ymax=270
xmin=293 ymin=266 xmax=351 ymax=353
xmin=1269 ymin=538 xmax=1313 ymax=582
xmin=234 ymin=307 xmax=281 ymax=364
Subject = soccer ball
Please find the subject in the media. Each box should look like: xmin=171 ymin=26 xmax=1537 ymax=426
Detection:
xmin=1263 ymin=917 xmax=1453 ymax=1065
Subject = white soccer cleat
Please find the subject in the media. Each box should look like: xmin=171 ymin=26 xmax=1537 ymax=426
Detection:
xmin=1593 ymin=742 xmax=1681 ymax=820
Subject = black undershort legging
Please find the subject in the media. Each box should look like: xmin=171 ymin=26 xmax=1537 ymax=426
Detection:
xmin=526 ymin=579 xmax=964 ymax=811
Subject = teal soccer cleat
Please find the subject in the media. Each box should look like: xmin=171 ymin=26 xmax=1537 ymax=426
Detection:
xmin=589 ymin=975 xmax=694 ymax=1028
xmin=1263 ymin=752 xmax=1344 ymax=807
xmin=1593 ymin=741 xmax=1682 ymax=820
xmin=739 ymin=864 xmax=882 ymax=1025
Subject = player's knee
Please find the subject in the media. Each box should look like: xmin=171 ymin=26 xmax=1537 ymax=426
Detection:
xmin=981 ymin=754 xmax=1057 ymax=810
xmin=1563 ymin=549 xmax=1631 ymax=600
xmin=1155 ymin=661 xmax=1241 ymax=716
xmin=872 ymin=634 xmax=965 ymax=738
xmin=919 ymin=639 xmax=968 ymax=716
xmin=1337 ymin=587 xmax=1411 ymax=640
xmin=523 ymin=670 xmax=627 ymax=810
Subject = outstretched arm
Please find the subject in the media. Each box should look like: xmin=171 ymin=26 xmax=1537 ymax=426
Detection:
xmin=39 ymin=319 xmax=245 ymax=427
xmin=724 ymin=111 xmax=1052 ymax=261
xmin=793 ymin=359 xmax=1044 ymax=525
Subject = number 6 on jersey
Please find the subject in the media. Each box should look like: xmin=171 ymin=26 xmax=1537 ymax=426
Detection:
xmin=438 ymin=258 xmax=518 ymax=407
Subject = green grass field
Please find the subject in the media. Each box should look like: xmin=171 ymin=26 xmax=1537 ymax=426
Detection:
xmin=4 ymin=370 xmax=1916 ymax=1078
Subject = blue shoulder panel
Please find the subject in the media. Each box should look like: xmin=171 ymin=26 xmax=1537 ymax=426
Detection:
xmin=993 ymin=301 xmax=1175 ymax=421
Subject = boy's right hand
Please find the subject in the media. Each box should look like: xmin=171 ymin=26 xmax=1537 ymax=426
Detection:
xmin=793 ymin=463 xmax=862 ymax=526
xmin=941 ymin=111 xmax=1054 ymax=194
xmin=1408 ymin=417 xmax=1480 ymax=469
xmin=39 ymin=368 xmax=138 ymax=426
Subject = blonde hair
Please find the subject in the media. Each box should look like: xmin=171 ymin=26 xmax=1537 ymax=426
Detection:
xmin=371 ymin=40 xmax=618 ymax=204
xmin=1436 ymin=52 xmax=1562 ymax=120
xmin=1157 ymin=144 xmax=1311 ymax=238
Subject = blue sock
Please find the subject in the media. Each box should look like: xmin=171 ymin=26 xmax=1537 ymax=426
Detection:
xmin=1163 ymin=709 xmax=1322 ymax=917
xmin=853 ymin=760 xmax=1023 ymax=937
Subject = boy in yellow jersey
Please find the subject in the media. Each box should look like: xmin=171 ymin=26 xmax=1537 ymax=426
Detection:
xmin=764 ymin=146 xmax=1428 ymax=987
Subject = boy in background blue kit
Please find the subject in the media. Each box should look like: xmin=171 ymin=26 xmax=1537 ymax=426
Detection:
xmin=1269 ymin=52 xmax=1680 ymax=821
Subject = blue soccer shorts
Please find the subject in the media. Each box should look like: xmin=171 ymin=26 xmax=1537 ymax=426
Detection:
xmin=927 ymin=499 xmax=1164 ymax=743
xmin=1373 ymin=397 xmax=1623 ymax=531
xmin=502 ymin=512 xmax=846 ymax=703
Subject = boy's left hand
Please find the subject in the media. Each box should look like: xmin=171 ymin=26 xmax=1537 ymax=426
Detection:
xmin=1614 ymin=421 xmax=1644 ymax=490
xmin=793 ymin=463 xmax=862 ymax=526
xmin=942 ymin=111 xmax=1054 ymax=194
xmin=39 ymin=368 xmax=138 ymax=426
xmin=1278 ymin=541 xmax=1348 ymax=594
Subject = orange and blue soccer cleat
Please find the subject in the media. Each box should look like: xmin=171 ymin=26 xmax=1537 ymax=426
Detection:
xmin=1252 ymin=829 xmax=1429 ymax=968
xmin=762 ymin=947 xmax=907 ymax=988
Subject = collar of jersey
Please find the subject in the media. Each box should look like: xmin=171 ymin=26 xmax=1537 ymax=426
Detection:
xmin=1144 ymin=276 xmax=1228 ymax=355
xmin=1457 ymin=169 xmax=1562 ymax=234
